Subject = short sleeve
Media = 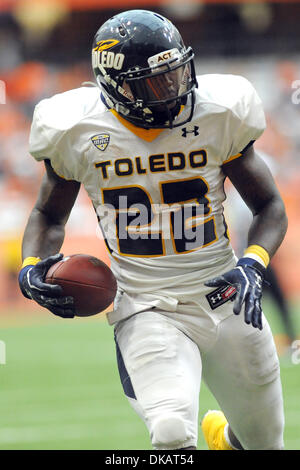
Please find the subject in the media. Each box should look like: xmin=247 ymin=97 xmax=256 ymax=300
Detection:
xmin=29 ymin=100 xmax=76 ymax=181
xmin=222 ymin=77 xmax=266 ymax=165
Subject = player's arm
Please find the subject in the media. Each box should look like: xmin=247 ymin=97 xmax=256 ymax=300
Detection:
xmin=223 ymin=145 xmax=288 ymax=257
xmin=19 ymin=160 xmax=81 ymax=318
xmin=205 ymin=145 xmax=288 ymax=329
xmin=22 ymin=159 xmax=80 ymax=259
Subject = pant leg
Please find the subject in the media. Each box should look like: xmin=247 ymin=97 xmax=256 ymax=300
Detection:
xmin=114 ymin=310 xmax=202 ymax=450
xmin=201 ymin=312 xmax=284 ymax=450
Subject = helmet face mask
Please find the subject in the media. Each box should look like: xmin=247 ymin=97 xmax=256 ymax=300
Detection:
xmin=92 ymin=10 xmax=197 ymax=129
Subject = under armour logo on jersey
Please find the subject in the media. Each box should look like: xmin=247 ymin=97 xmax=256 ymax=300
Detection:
xmin=181 ymin=126 xmax=199 ymax=138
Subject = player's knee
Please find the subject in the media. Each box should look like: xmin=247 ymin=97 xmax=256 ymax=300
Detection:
xmin=151 ymin=414 xmax=189 ymax=449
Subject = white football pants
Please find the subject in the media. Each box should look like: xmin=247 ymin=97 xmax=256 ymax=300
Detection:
xmin=114 ymin=304 xmax=284 ymax=450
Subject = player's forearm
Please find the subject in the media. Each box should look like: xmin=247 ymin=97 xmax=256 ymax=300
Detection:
xmin=22 ymin=207 xmax=66 ymax=261
xmin=247 ymin=195 xmax=288 ymax=259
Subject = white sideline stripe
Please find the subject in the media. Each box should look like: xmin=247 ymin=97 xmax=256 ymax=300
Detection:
xmin=283 ymin=438 xmax=300 ymax=449
xmin=282 ymin=414 xmax=300 ymax=425
xmin=0 ymin=382 xmax=113 ymax=397
xmin=0 ymin=406 xmax=130 ymax=427
xmin=0 ymin=425 xmax=87 ymax=444
xmin=0 ymin=423 xmax=138 ymax=445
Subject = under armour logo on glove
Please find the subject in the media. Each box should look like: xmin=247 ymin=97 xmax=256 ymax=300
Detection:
xmin=182 ymin=126 xmax=199 ymax=137
xmin=205 ymin=258 xmax=266 ymax=330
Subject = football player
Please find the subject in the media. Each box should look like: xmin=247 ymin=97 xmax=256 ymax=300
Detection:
xmin=19 ymin=10 xmax=287 ymax=450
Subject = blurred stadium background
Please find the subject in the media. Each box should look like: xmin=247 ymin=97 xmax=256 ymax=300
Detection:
xmin=0 ymin=0 xmax=300 ymax=450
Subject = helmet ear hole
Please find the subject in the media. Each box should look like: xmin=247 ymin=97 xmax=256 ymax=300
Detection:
xmin=118 ymin=25 xmax=126 ymax=37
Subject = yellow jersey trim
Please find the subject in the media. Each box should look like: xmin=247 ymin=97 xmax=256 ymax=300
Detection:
xmin=21 ymin=256 xmax=41 ymax=269
xmin=223 ymin=152 xmax=242 ymax=165
xmin=110 ymin=110 xmax=164 ymax=142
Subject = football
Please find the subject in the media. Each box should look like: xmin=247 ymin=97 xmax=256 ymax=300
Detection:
xmin=45 ymin=254 xmax=117 ymax=317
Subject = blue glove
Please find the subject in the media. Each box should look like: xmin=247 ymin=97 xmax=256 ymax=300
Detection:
xmin=205 ymin=258 xmax=265 ymax=330
xmin=18 ymin=253 xmax=76 ymax=319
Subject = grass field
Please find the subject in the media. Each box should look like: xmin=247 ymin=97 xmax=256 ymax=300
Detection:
xmin=0 ymin=297 xmax=299 ymax=450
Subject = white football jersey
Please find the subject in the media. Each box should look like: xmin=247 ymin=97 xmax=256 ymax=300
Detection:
xmin=29 ymin=74 xmax=266 ymax=304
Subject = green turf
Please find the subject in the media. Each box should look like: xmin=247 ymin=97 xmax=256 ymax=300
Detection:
xmin=0 ymin=298 xmax=299 ymax=450
xmin=0 ymin=319 xmax=148 ymax=450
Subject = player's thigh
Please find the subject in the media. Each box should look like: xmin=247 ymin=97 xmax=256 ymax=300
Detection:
xmin=201 ymin=312 xmax=284 ymax=450
xmin=114 ymin=311 xmax=202 ymax=449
